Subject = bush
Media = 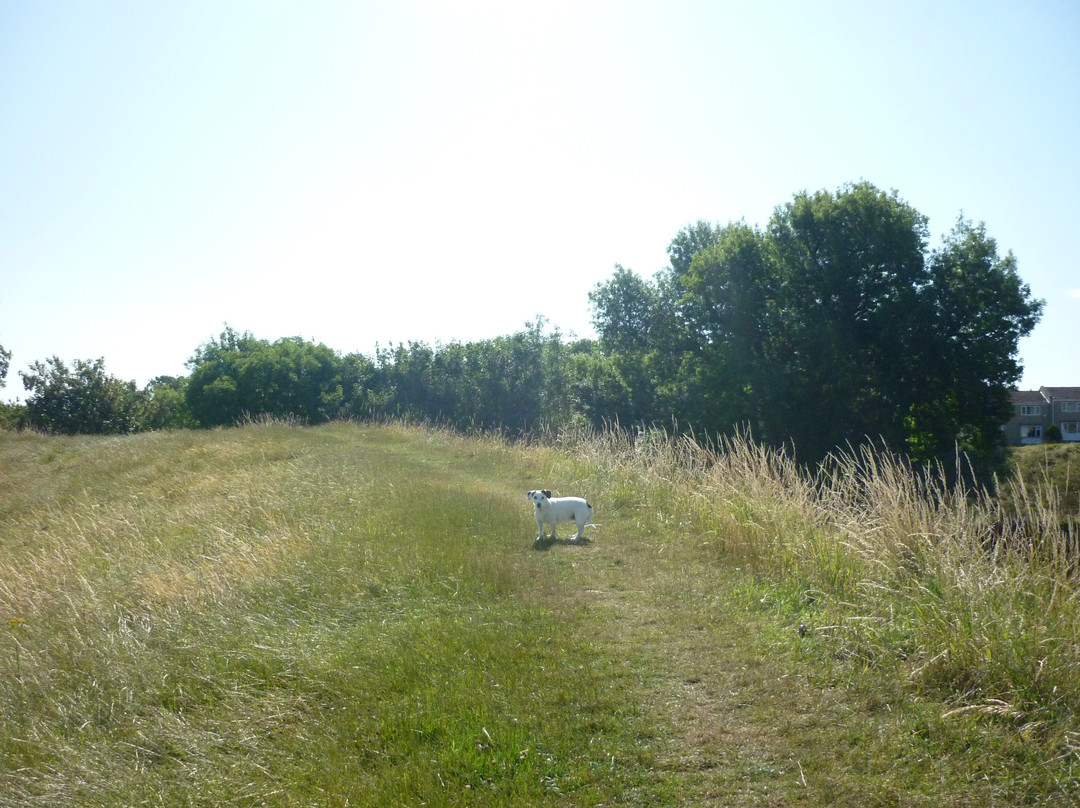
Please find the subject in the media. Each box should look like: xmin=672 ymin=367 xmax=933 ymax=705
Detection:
xmin=19 ymin=357 xmax=147 ymax=435
xmin=185 ymin=327 xmax=370 ymax=427
xmin=0 ymin=401 xmax=25 ymax=430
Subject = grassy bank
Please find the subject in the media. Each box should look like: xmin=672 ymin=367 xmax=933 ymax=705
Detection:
xmin=1 ymin=422 xmax=1077 ymax=805
xmin=1007 ymin=442 xmax=1080 ymax=524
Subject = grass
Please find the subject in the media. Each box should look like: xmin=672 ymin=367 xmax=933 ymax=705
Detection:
xmin=1 ymin=422 xmax=1078 ymax=805
xmin=1006 ymin=442 xmax=1080 ymax=528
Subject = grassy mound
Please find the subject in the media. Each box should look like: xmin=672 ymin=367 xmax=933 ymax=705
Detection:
xmin=1 ymin=422 xmax=1077 ymax=806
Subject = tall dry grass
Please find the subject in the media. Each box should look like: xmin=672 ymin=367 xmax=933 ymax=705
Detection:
xmin=545 ymin=423 xmax=1080 ymax=732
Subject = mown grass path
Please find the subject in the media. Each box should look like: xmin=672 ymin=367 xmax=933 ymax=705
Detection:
xmin=1 ymin=424 xmax=1076 ymax=806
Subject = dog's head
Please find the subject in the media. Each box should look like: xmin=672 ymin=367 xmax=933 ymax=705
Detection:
xmin=526 ymin=490 xmax=553 ymax=509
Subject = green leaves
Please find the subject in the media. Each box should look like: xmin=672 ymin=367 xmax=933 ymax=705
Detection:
xmin=19 ymin=356 xmax=147 ymax=435
xmin=185 ymin=328 xmax=371 ymax=427
xmin=588 ymin=264 xmax=660 ymax=355
xmin=0 ymin=341 xmax=10 ymax=386
xmin=586 ymin=182 xmax=1044 ymax=475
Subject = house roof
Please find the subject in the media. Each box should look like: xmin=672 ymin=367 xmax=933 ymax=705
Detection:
xmin=1011 ymin=390 xmax=1047 ymax=404
xmin=1040 ymin=387 xmax=1080 ymax=401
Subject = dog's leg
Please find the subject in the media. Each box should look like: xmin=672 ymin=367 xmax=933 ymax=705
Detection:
xmin=565 ymin=513 xmax=580 ymax=542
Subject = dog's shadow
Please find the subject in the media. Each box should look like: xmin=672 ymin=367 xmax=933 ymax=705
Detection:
xmin=532 ymin=536 xmax=593 ymax=551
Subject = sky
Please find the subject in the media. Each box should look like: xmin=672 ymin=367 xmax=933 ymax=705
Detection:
xmin=1 ymin=1 xmax=1078 ymax=402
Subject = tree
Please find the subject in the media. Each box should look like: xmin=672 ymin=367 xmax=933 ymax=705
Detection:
xmin=366 ymin=319 xmax=580 ymax=434
xmin=763 ymin=182 xmax=932 ymax=460
xmin=667 ymin=219 xmax=722 ymax=278
xmin=20 ymin=357 xmax=147 ymax=435
xmin=588 ymin=265 xmax=660 ymax=355
xmin=588 ymin=182 xmax=1044 ymax=475
xmin=185 ymin=327 xmax=363 ymax=426
xmin=903 ymin=218 xmax=1043 ymax=472
xmin=0 ymin=343 xmax=23 ymax=429
xmin=371 ymin=341 xmax=437 ymax=422
xmin=587 ymin=265 xmax=690 ymax=427
xmin=0 ymin=342 xmax=10 ymax=386
xmin=143 ymin=376 xmax=195 ymax=430
xmin=677 ymin=222 xmax=779 ymax=435
xmin=184 ymin=327 xmax=260 ymax=426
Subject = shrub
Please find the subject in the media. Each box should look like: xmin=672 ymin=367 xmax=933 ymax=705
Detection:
xmin=19 ymin=357 xmax=147 ymax=435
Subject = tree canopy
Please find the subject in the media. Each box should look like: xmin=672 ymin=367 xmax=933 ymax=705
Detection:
xmin=184 ymin=327 xmax=369 ymax=427
xmin=589 ymin=182 xmax=1044 ymax=470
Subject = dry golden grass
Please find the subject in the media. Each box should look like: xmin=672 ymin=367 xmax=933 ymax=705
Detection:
xmin=1 ymin=421 xmax=1078 ymax=806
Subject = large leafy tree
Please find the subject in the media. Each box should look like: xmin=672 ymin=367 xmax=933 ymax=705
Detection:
xmin=678 ymin=222 xmax=779 ymax=436
xmin=762 ymin=188 xmax=1043 ymax=467
xmin=20 ymin=357 xmax=147 ymax=435
xmin=903 ymin=218 xmax=1043 ymax=472
xmin=763 ymin=183 xmax=932 ymax=460
xmin=588 ymin=182 xmax=1044 ymax=471
xmin=589 ymin=264 xmax=660 ymax=355
xmin=586 ymin=266 xmax=671 ymax=426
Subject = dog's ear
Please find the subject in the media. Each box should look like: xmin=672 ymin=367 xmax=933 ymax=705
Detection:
xmin=543 ymin=489 xmax=552 ymax=498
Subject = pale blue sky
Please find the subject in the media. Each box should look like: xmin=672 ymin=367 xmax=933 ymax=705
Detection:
xmin=2 ymin=1 xmax=1078 ymax=402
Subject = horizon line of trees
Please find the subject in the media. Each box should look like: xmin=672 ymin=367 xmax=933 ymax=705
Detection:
xmin=0 ymin=319 xmax=589 ymax=435
xmin=1 ymin=182 xmax=1044 ymax=481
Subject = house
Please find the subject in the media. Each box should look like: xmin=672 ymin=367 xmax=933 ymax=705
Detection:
xmin=1006 ymin=387 xmax=1080 ymax=445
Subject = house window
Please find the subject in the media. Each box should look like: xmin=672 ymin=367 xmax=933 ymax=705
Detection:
xmin=1063 ymin=422 xmax=1080 ymax=435
xmin=1021 ymin=405 xmax=1042 ymax=415
xmin=1061 ymin=402 xmax=1080 ymax=413
xmin=1021 ymin=425 xmax=1042 ymax=440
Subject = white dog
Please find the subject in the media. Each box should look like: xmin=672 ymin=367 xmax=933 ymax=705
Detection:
xmin=527 ymin=489 xmax=593 ymax=544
